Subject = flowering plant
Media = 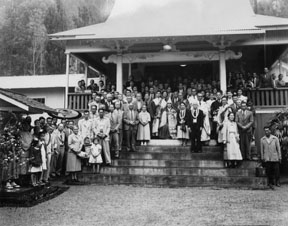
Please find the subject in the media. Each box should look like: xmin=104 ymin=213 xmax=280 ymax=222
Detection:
xmin=266 ymin=108 xmax=288 ymax=161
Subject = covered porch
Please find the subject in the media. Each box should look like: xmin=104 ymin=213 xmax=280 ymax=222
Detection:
xmin=50 ymin=0 xmax=288 ymax=111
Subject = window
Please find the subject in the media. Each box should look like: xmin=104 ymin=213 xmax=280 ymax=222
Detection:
xmin=33 ymin=98 xmax=45 ymax=104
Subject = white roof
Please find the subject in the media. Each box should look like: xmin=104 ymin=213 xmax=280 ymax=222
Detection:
xmin=50 ymin=0 xmax=288 ymax=40
xmin=0 ymin=74 xmax=86 ymax=89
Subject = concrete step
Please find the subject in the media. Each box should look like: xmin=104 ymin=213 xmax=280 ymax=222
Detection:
xmin=135 ymin=145 xmax=222 ymax=153
xmin=113 ymin=159 xmax=225 ymax=168
xmin=120 ymin=152 xmax=223 ymax=160
xmin=78 ymin=174 xmax=267 ymax=189
xmin=111 ymin=159 xmax=258 ymax=169
xmin=83 ymin=166 xmax=256 ymax=177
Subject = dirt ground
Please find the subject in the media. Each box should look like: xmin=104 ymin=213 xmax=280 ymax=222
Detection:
xmin=1 ymin=184 xmax=288 ymax=226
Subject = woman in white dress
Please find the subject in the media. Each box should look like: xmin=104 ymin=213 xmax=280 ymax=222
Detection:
xmin=137 ymin=105 xmax=151 ymax=145
xmin=222 ymin=112 xmax=243 ymax=168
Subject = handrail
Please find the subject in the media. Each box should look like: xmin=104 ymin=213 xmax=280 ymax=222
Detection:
xmin=247 ymin=87 xmax=288 ymax=107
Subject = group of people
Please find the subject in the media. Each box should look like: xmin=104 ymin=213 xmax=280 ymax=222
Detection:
xmin=227 ymin=68 xmax=286 ymax=90
xmin=4 ymin=69 xmax=283 ymax=189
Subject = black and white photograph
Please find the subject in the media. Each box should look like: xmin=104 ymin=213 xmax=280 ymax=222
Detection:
xmin=1 ymin=0 xmax=288 ymax=225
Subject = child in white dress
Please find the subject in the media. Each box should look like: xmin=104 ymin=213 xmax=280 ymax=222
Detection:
xmin=89 ymin=138 xmax=103 ymax=173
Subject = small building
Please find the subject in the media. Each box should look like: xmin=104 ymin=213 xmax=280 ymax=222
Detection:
xmin=0 ymin=74 xmax=91 ymax=109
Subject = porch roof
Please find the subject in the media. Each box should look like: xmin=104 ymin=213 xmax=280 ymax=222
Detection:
xmin=0 ymin=88 xmax=56 ymax=114
xmin=50 ymin=0 xmax=288 ymax=41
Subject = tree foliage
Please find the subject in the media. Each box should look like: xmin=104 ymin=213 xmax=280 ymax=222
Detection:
xmin=0 ymin=0 xmax=287 ymax=76
xmin=0 ymin=0 xmax=114 ymax=76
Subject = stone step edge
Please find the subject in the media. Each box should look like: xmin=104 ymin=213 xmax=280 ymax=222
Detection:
xmin=83 ymin=166 xmax=256 ymax=170
xmin=80 ymin=173 xmax=262 ymax=179
xmin=78 ymin=182 xmax=268 ymax=190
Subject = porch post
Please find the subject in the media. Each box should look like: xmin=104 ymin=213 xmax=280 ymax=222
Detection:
xmin=128 ymin=63 xmax=132 ymax=76
xmin=84 ymin=63 xmax=88 ymax=85
xmin=116 ymin=54 xmax=123 ymax=93
xmin=65 ymin=53 xmax=70 ymax=109
xmin=219 ymin=49 xmax=227 ymax=94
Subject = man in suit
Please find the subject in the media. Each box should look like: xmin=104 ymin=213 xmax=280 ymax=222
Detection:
xmin=94 ymin=109 xmax=111 ymax=165
xmin=229 ymin=94 xmax=239 ymax=114
xmin=259 ymin=67 xmax=272 ymax=88
xmin=187 ymin=100 xmax=204 ymax=152
xmin=235 ymin=101 xmax=254 ymax=160
xmin=51 ymin=123 xmax=66 ymax=177
xmin=123 ymin=102 xmax=139 ymax=152
xmin=107 ymin=104 xmax=121 ymax=158
xmin=115 ymin=101 xmax=124 ymax=152
xmin=122 ymin=96 xmax=135 ymax=112
xmin=210 ymin=91 xmax=222 ymax=140
xmin=252 ymin=72 xmax=260 ymax=88
xmin=78 ymin=110 xmax=93 ymax=141
xmin=260 ymin=126 xmax=282 ymax=189
xmin=134 ymin=93 xmax=144 ymax=112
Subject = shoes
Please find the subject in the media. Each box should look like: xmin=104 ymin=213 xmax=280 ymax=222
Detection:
xmin=268 ymin=184 xmax=275 ymax=190
xmin=5 ymin=182 xmax=13 ymax=190
xmin=276 ymin=182 xmax=281 ymax=187
xmin=10 ymin=181 xmax=20 ymax=188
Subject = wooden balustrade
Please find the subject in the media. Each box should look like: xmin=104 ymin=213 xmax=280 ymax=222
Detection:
xmin=68 ymin=93 xmax=92 ymax=111
xmin=247 ymin=88 xmax=288 ymax=108
xmin=68 ymin=88 xmax=288 ymax=111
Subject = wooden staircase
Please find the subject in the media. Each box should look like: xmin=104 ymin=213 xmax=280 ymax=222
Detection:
xmin=79 ymin=144 xmax=267 ymax=189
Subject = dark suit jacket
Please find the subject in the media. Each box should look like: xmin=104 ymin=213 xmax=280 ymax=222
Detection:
xmin=235 ymin=110 xmax=254 ymax=133
xmin=259 ymin=73 xmax=272 ymax=88
xmin=187 ymin=109 xmax=204 ymax=130
xmin=123 ymin=109 xmax=139 ymax=131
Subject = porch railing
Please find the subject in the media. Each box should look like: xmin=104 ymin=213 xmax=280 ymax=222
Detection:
xmin=247 ymin=88 xmax=288 ymax=108
xmin=68 ymin=88 xmax=288 ymax=111
xmin=68 ymin=93 xmax=91 ymax=111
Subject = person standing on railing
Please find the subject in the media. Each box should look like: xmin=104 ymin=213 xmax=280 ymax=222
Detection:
xmin=235 ymin=101 xmax=254 ymax=160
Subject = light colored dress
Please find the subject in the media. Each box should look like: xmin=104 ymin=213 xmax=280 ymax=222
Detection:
xmin=222 ymin=121 xmax=242 ymax=160
xmin=216 ymin=104 xmax=231 ymax=143
xmin=199 ymin=101 xmax=211 ymax=142
xmin=89 ymin=144 xmax=103 ymax=164
xmin=40 ymin=142 xmax=47 ymax=170
xmin=66 ymin=133 xmax=82 ymax=172
xmin=137 ymin=111 xmax=151 ymax=140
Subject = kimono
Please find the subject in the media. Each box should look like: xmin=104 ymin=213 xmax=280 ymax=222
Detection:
xmin=199 ymin=101 xmax=211 ymax=142
xmin=176 ymin=109 xmax=190 ymax=140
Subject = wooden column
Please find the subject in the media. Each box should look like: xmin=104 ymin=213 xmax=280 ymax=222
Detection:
xmin=84 ymin=63 xmax=88 ymax=85
xmin=65 ymin=53 xmax=70 ymax=109
xmin=116 ymin=54 xmax=123 ymax=93
xmin=219 ymin=49 xmax=227 ymax=94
